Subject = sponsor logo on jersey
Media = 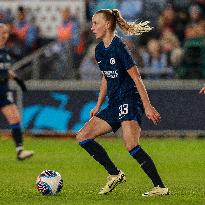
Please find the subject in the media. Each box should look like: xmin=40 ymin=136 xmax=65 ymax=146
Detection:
xmin=102 ymin=70 xmax=118 ymax=78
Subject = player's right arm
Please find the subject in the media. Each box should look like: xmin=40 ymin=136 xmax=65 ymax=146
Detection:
xmin=199 ymin=86 xmax=205 ymax=94
xmin=90 ymin=75 xmax=107 ymax=118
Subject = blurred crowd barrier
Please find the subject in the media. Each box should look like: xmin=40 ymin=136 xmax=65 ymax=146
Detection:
xmin=0 ymin=80 xmax=204 ymax=137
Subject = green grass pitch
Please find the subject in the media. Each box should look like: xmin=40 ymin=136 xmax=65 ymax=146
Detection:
xmin=0 ymin=137 xmax=205 ymax=205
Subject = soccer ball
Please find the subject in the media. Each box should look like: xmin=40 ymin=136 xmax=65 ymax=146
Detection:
xmin=36 ymin=170 xmax=63 ymax=195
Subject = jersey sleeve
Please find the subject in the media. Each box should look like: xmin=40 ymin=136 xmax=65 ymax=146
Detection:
xmin=118 ymin=44 xmax=136 ymax=70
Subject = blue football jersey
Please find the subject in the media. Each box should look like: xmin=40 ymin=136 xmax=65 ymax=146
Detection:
xmin=0 ymin=48 xmax=12 ymax=94
xmin=95 ymin=36 xmax=138 ymax=102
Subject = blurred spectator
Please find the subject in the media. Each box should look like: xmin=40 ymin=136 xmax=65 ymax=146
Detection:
xmin=57 ymin=8 xmax=80 ymax=46
xmin=119 ymin=0 xmax=143 ymax=21
xmin=178 ymin=19 xmax=205 ymax=79
xmin=168 ymin=0 xmax=192 ymax=11
xmin=79 ymin=43 xmax=101 ymax=80
xmin=10 ymin=6 xmax=38 ymax=58
xmin=178 ymin=36 xmax=205 ymax=79
xmin=157 ymin=3 xmax=191 ymax=44
xmin=0 ymin=8 xmax=13 ymax=24
xmin=185 ymin=20 xmax=205 ymax=39
xmin=143 ymin=0 xmax=167 ymax=27
xmin=173 ymin=9 xmax=189 ymax=44
xmin=160 ymin=30 xmax=183 ymax=68
xmin=177 ymin=4 xmax=205 ymax=79
xmin=199 ymin=20 xmax=205 ymax=35
xmin=141 ymin=39 xmax=173 ymax=79
xmin=157 ymin=4 xmax=177 ymax=35
xmin=54 ymin=7 xmax=85 ymax=79
xmin=185 ymin=4 xmax=205 ymax=39
xmin=188 ymin=4 xmax=204 ymax=25
xmin=195 ymin=0 xmax=205 ymax=17
xmin=124 ymin=37 xmax=144 ymax=69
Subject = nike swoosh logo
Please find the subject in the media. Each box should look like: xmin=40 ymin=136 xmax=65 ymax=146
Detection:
xmin=119 ymin=115 xmax=126 ymax=119
xmin=98 ymin=61 xmax=102 ymax=64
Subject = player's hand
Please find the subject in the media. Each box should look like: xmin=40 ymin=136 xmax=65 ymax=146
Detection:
xmin=145 ymin=105 xmax=161 ymax=125
xmin=90 ymin=106 xmax=100 ymax=118
xmin=199 ymin=86 xmax=205 ymax=95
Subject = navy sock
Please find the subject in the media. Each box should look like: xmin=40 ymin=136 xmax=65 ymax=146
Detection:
xmin=10 ymin=123 xmax=23 ymax=150
xmin=129 ymin=145 xmax=165 ymax=188
xmin=79 ymin=139 xmax=119 ymax=175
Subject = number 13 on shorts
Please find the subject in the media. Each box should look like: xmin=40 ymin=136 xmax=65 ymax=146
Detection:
xmin=119 ymin=104 xmax=128 ymax=118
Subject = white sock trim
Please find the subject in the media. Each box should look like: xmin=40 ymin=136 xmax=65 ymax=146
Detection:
xmin=16 ymin=146 xmax=23 ymax=152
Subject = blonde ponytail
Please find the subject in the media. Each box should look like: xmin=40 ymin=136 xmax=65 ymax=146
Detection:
xmin=111 ymin=9 xmax=153 ymax=36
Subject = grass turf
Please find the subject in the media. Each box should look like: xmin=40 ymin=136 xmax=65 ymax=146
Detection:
xmin=0 ymin=137 xmax=205 ymax=205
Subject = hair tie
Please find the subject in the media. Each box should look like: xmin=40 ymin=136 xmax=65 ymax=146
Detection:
xmin=111 ymin=9 xmax=117 ymax=20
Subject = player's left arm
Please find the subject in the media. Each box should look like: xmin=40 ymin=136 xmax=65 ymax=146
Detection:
xmin=127 ymin=66 xmax=161 ymax=124
xmin=118 ymin=43 xmax=160 ymax=124
xmin=8 ymin=70 xmax=27 ymax=92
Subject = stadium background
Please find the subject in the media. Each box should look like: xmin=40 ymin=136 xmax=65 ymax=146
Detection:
xmin=0 ymin=1 xmax=205 ymax=205
xmin=0 ymin=0 xmax=204 ymax=136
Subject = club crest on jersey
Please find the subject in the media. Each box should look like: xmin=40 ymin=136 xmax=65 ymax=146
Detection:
xmin=110 ymin=58 xmax=115 ymax=65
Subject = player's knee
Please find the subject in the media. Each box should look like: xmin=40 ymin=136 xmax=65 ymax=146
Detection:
xmin=126 ymin=144 xmax=136 ymax=151
xmin=125 ymin=141 xmax=139 ymax=151
xmin=76 ymin=131 xmax=89 ymax=143
xmin=8 ymin=116 xmax=20 ymax=125
xmin=76 ymin=132 xmax=84 ymax=142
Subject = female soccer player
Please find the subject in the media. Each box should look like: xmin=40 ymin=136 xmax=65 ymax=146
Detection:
xmin=76 ymin=9 xmax=169 ymax=196
xmin=199 ymin=86 xmax=205 ymax=94
xmin=0 ymin=23 xmax=33 ymax=160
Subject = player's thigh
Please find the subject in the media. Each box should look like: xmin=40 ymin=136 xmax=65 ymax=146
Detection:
xmin=1 ymin=104 xmax=20 ymax=124
xmin=76 ymin=116 xmax=112 ymax=142
xmin=121 ymin=120 xmax=141 ymax=151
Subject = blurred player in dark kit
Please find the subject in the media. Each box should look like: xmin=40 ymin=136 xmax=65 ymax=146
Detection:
xmin=0 ymin=23 xmax=33 ymax=160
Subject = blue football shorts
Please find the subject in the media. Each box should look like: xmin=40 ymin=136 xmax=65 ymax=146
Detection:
xmin=96 ymin=93 xmax=144 ymax=132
